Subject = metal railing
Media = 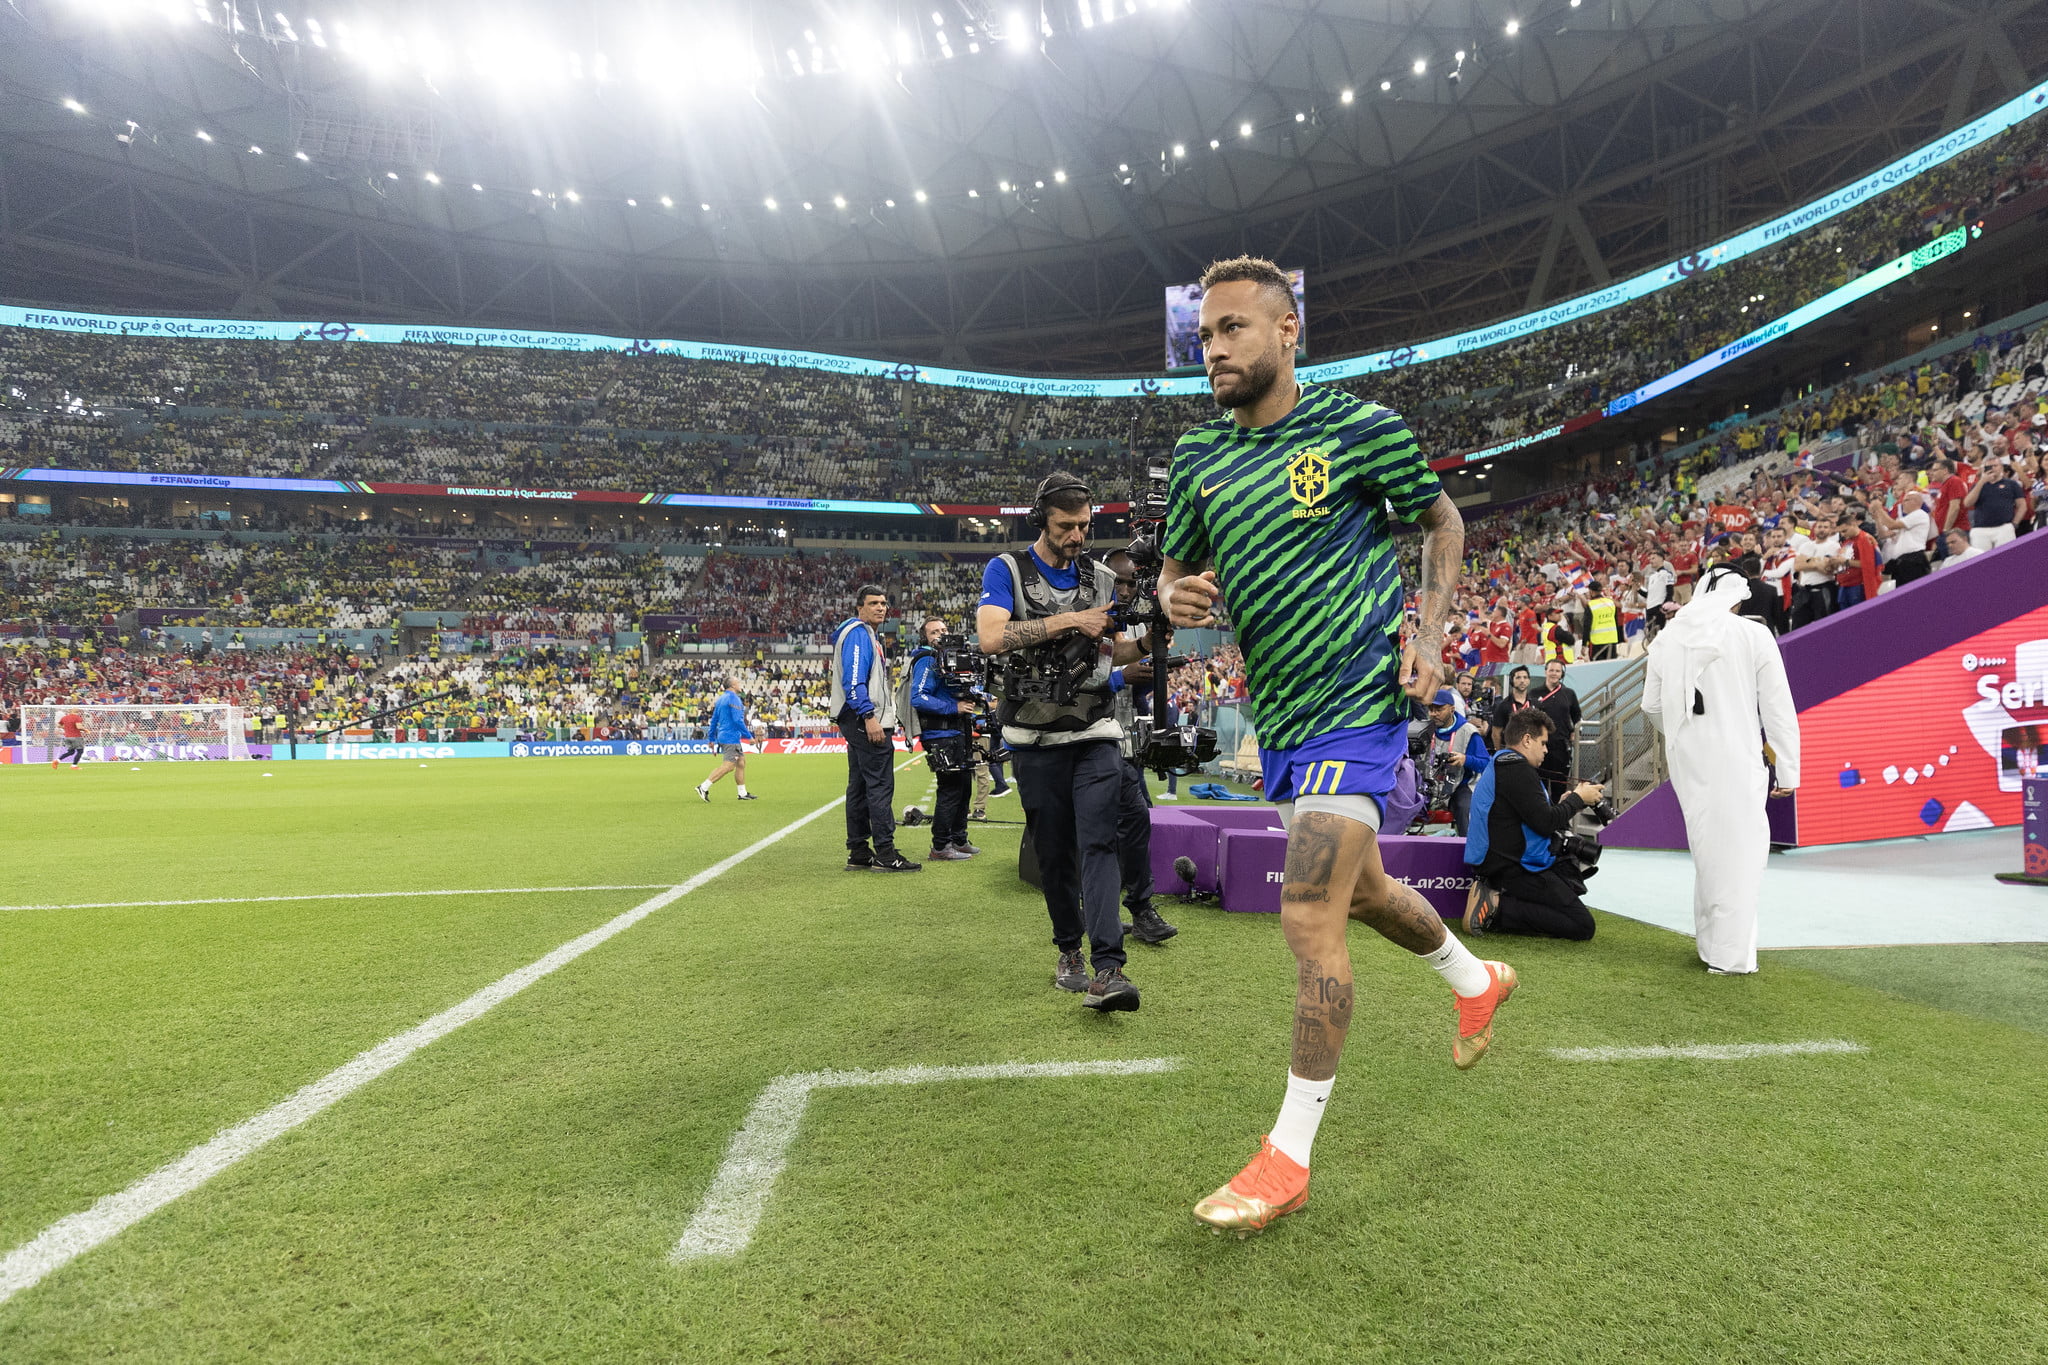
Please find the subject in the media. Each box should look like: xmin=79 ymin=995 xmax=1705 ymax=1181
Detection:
xmin=1570 ymin=656 xmax=1667 ymax=811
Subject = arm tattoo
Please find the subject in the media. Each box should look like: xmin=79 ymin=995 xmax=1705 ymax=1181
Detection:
xmin=997 ymin=618 xmax=1051 ymax=653
xmin=1292 ymin=957 xmax=1355 ymax=1080
xmin=1415 ymin=492 xmax=1466 ymax=643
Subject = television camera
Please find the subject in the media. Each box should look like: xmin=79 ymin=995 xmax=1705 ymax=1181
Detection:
xmin=925 ymin=632 xmax=1010 ymax=773
xmin=1113 ymin=454 xmax=1218 ymax=779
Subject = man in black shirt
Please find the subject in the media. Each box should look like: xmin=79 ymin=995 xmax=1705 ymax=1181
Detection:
xmin=1488 ymin=664 xmax=1534 ymax=739
xmin=1461 ymin=708 xmax=1605 ymax=940
xmin=1530 ymin=659 xmax=1581 ymax=800
xmin=1965 ymin=456 xmax=2024 ymax=552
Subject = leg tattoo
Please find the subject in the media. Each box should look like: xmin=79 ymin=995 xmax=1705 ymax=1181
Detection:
xmin=1291 ymin=956 xmax=1355 ymax=1081
xmin=1347 ymin=870 xmax=1449 ymax=953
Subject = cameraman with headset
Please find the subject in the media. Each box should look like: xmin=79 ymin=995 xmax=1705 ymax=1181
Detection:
xmin=977 ymin=473 xmax=1151 ymax=1011
xmin=907 ymin=615 xmax=982 ymax=863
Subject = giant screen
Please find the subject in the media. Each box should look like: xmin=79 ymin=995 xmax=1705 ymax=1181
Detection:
xmin=1165 ymin=268 xmax=1307 ymax=371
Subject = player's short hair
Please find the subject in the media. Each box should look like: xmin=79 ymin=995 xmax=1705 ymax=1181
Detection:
xmin=1502 ymin=707 xmax=1554 ymax=748
xmin=1198 ymin=256 xmax=1296 ymax=316
xmin=854 ymin=583 xmax=887 ymax=606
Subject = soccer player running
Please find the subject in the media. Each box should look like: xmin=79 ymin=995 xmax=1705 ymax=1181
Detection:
xmin=696 ymin=674 xmax=758 ymax=801
xmin=53 ymin=708 xmax=87 ymax=768
xmin=1161 ymin=257 xmax=1517 ymax=1236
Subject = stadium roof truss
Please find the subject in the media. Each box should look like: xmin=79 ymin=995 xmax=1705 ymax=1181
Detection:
xmin=0 ymin=0 xmax=2042 ymax=372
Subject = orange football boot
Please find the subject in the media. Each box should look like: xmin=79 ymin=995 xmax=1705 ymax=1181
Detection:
xmin=1193 ymin=1138 xmax=1310 ymax=1237
xmin=1452 ymin=960 xmax=1519 ymax=1070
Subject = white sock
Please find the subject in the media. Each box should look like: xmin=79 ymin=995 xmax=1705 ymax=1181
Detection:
xmin=1419 ymin=931 xmax=1492 ymax=998
xmin=736 ymin=784 xmax=748 ymax=796
xmin=1269 ymin=1071 xmax=1334 ymax=1167
xmin=696 ymin=781 xmax=710 ymax=793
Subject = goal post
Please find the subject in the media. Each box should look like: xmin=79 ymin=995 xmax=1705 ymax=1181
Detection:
xmin=18 ymin=704 xmax=251 ymax=763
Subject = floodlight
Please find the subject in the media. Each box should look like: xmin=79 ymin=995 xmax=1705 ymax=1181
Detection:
xmin=387 ymin=171 xmax=399 ymax=180
xmin=700 ymin=203 xmax=711 ymax=211
xmin=297 ymin=151 xmax=311 ymax=161
xmin=1380 ymin=79 xmax=1392 ymax=90
xmin=1455 ymin=49 xmax=1466 ymax=61
xmin=63 ymin=98 xmax=87 ymax=114
xmin=1119 ymin=163 xmax=1130 ymax=172
xmin=999 ymin=179 xmax=1011 ymax=191
xmin=833 ymin=194 xmax=847 ymax=208
xmin=1295 ymin=111 xmax=1305 ymax=121
xmin=1239 ymin=122 xmax=1251 ymax=137
xmin=1208 ymin=138 xmax=1218 ymax=149
xmin=1412 ymin=57 xmax=1426 ymax=74
xmin=476 ymin=182 xmax=487 ymax=191
xmin=931 ymin=10 xmax=943 ymax=23
xmin=195 ymin=129 xmax=212 ymax=141
xmin=1033 ymin=180 xmax=1043 ymax=189
xmin=764 ymin=196 xmax=778 ymax=209
xmin=1505 ymin=18 xmax=1520 ymax=35
xmin=248 ymin=144 xmax=263 ymax=154
xmin=531 ymin=187 xmax=543 ymax=196
xmin=626 ymin=198 xmax=636 ymax=206
xmin=1339 ymin=88 xmax=1353 ymax=104
xmin=914 ymin=188 xmax=928 ymax=202
xmin=565 ymin=189 xmax=580 ymax=202
xmin=1007 ymin=9 xmax=1029 ymax=48
xmin=885 ymin=198 xmax=896 ymax=207
xmin=802 ymin=201 xmax=812 ymax=210
xmin=1053 ymin=169 xmax=1066 ymax=183
xmin=1171 ymin=143 xmax=1185 ymax=157
xmin=660 ymin=195 xmax=673 ymax=206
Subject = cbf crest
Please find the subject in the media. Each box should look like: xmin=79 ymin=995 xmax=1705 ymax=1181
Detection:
xmin=1287 ymin=443 xmax=1333 ymax=519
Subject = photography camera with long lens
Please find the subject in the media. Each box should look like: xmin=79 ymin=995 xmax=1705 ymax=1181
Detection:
xmin=1117 ymin=453 xmax=1219 ymax=778
xmin=1555 ymin=769 xmax=1618 ymax=883
xmin=926 ymin=632 xmax=1010 ymax=772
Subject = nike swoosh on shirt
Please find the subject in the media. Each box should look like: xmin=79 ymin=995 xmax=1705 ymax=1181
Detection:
xmin=1200 ymin=480 xmax=1227 ymax=497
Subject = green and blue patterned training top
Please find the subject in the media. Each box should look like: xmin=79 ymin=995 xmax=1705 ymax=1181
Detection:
xmin=1162 ymin=385 xmax=1443 ymax=750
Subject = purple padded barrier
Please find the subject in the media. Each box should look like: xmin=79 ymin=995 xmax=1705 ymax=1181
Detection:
xmin=1215 ymin=828 xmax=1471 ymax=918
xmin=1149 ymin=806 xmax=1286 ymax=895
xmin=1602 ymin=530 xmax=2048 ymax=849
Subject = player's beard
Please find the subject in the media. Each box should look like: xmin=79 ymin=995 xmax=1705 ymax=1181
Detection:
xmin=1210 ymin=342 xmax=1282 ymax=410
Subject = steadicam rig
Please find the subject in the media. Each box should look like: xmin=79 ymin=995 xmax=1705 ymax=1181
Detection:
xmin=1123 ymin=453 xmax=1219 ymax=779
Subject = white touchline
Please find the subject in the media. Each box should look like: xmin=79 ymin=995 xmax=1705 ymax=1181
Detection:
xmin=0 ymin=761 xmax=921 ymax=1311
xmin=670 ymin=1057 xmax=1183 ymax=1264
xmin=1546 ymin=1040 xmax=1869 ymax=1062
xmin=0 ymin=886 xmax=676 ymax=913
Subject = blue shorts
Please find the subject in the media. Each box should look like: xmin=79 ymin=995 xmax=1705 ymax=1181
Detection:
xmin=1259 ymin=722 xmax=1408 ymax=811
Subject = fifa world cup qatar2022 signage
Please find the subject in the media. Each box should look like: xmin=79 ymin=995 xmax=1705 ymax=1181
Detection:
xmin=1796 ymin=602 xmax=2048 ymax=845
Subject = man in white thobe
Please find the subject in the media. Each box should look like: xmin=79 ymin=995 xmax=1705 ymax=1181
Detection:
xmin=1641 ymin=564 xmax=1802 ymax=974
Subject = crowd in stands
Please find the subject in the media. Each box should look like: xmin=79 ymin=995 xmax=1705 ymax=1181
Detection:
xmin=4 ymin=111 xmax=2041 ymax=506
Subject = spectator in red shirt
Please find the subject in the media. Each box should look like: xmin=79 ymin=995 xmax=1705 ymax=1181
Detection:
xmin=1832 ymin=512 xmax=1881 ymax=608
xmin=1929 ymin=457 xmax=1971 ymax=549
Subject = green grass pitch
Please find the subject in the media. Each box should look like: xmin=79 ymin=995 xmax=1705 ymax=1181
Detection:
xmin=3 ymin=755 xmax=2044 ymax=1362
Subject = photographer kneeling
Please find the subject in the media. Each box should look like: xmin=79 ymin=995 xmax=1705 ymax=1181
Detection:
xmin=978 ymin=473 xmax=1151 ymax=1011
xmin=1459 ymin=707 xmax=1603 ymax=941
xmin=907 ymin=616 xmax=982 ymax=862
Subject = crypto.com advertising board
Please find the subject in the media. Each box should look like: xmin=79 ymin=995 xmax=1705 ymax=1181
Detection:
xmin=1796 ymin=603 xmax=2048 ymax=844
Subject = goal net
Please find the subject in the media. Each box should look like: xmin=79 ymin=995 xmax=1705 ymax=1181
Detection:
xmin=19 ymin=704 xmax=251 ymax=763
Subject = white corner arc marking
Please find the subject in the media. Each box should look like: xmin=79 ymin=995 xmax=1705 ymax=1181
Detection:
xmin=670 ymin=1057 xmax=1183 ymax=1264
xmin=1545 ymin=1040 xmax=1868 ymax=1062
xmin=0 ymin=767 xmax=916 ymax=1310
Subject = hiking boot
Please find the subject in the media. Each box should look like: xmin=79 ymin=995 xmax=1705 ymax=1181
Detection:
xmin=1082 ymin=966 xmax=1140 ymax=1012
xmin=1126 ymin=904 xmax=1179 ymax=945
xmin=1054 ymin=948 xmax=1089 ymax=992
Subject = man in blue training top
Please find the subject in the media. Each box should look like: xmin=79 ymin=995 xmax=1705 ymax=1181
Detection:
xmin=1425 ymin=687 xmax=1490 ymax=836
xmin=908 ymin=616 xmax=981 ymax=861
xmin=831 ymin=584 xmax=920 ymax=873
xmin=695 ymin=673 xmax=758 ymax=802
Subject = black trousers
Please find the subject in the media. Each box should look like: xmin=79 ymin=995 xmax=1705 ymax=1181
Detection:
xmin=1118 ymin=757 xmax=1155 ymax=915
xmin=1790 ymin=583 xmax=1834 ymax=630
xmin=1488 ymin=863 xmax=1596 ymax=941
xmin=837 ymin=715 xmax=898 ymax=854
xmin=932 ymin=766 xmax=971 ymax=848
xmin=1889 ymin=551 xmax=1931 ymax=586
xmin=1012 ymin=738 xmax=1126 ymax=970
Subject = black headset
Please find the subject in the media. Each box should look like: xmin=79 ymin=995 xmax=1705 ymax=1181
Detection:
xmin=1026 ymin=474 xmax=1093 ymax=530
